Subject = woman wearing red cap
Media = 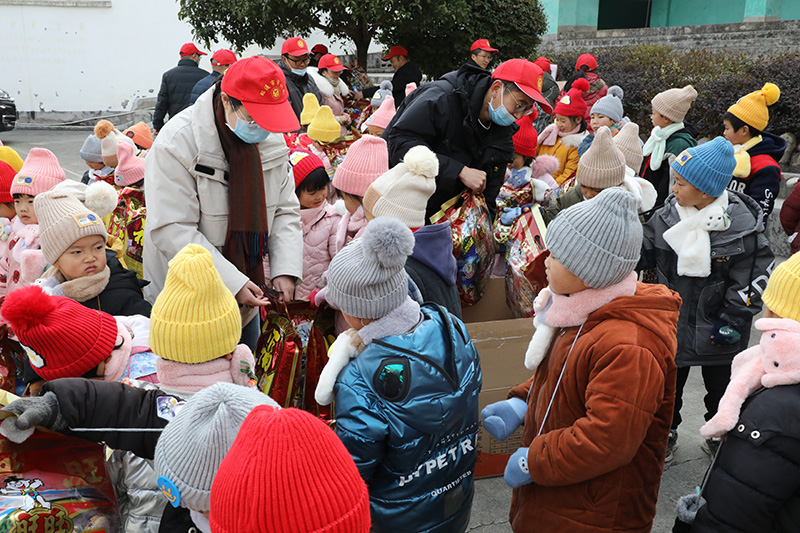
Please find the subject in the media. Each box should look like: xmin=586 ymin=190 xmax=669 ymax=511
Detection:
xmin=308 ymin=54 xmax=353 ymax=137
xmin=144 ymin=56 xmax=303 ymax=349
xmin=558 ymin=53 xmax=608 ymax=134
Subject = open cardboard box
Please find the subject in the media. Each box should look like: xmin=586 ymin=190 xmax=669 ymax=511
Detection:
xmin=462 ymin=276 xmax=534 ymax=479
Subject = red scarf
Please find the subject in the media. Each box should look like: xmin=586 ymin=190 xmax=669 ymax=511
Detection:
xmin=213 ymin=90 xmax=269 ymax=285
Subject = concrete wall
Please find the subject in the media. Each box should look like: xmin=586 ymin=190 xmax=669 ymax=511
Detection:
xmin=0 ymin=0 xmax=382 ymax=118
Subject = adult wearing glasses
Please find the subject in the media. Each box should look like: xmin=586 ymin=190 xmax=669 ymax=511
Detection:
xmin=143 ymin=56 xmax=302 ymax=350
xmin=382 ymin=59 xmax=553 ymax=222
xmin=279 ymin=37 xmax=323 ymax=124
xmin=468 ymin=39 xmax=498 ymax=70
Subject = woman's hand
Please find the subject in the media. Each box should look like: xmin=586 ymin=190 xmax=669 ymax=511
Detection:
xmin=235 ymin=280 xmax=270 ymax=307
xmin=271 ymin=276 xmax=296 ymax=303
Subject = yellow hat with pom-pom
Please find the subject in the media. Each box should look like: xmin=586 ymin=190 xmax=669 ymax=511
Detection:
xmin=0 ymin=146 xmax=24 ymax=173
xmin=307 ymin=105 xmax=341 ymax=143
xmin=300 ymin=93 xmax=320 ymax=126
xmin=727 ymin=83 xmax=780 ymax=132
xmin=150 ymin=243 xmax=242 ymax=364
xmin=763 ymin=252 xmax=800 ymax=323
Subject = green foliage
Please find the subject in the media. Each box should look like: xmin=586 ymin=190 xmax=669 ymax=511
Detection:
xmin=381 ymin=0 xmax=548 ymax=79
xmin=545 ymin=45 xmax=800 ymax=138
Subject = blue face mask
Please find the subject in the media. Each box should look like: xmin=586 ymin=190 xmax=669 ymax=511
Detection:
xmin=488 ymin=86 xmax=517 ymax=127
xmin=291 ymin=67 xmax=307 ymax=76
xmin=228 ymin=108 xmax=270 ymax=144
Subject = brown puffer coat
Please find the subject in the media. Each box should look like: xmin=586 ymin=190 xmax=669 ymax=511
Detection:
xmin=507 ymin=282 xmax=681 ymax=532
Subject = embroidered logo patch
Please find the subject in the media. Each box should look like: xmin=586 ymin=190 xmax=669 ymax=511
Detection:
xmin=297 ymin=39 xmax=306 ymax=49
xmin=537 ymin=74 xmax=543 ymax=91
xmin=676 ymin=151 xmax=693 ymax=166
xmin=560 ymin=95 xmax=571 ymax=105
xmin=72 ymin=212 xmax=101 ymax=228
xmin=13 ymin=176 xmax=34 ymax=187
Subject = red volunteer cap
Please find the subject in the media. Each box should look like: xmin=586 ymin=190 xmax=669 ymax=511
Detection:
xmin=311 ymin=44 xmax=329 ymax=55
xmin=318 ymin=54 xmax=347 ymax=72
xmin=211 ymin=49 xmax=237 ymax=66
xmin=381 ymin=46 xmax=408 ymax=60
xmin=180 ymin=43 xmax=207 ymax=56
xmin=282 ymin=37 xmax=311 ymax=56
xmin=492 ymin=59 xmax=553 ymax=115
xmin=533 ymin=56 xmax=551 ymax=73
xmin=470 ymin=39 xmax=498 ymax=53
xmin=576 ymin=53 xmax=598 ymax=71
xmin=221 ymin=56 xmax=300 ymax=133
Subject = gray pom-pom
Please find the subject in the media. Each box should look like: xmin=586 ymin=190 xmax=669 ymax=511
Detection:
xmin=380 ymin=80 xmax=393 ymax=91
xmin=361 ymin=217 xmax=414 ymax=269
xmin=608 ymin=85 xmax=624 ymax=100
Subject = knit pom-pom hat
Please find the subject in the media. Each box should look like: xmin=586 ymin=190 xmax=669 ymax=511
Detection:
xmin=727 ymin=82 xmax=780 ymax=132
xmin=513 ymin=115 xmax=538 ymax=158
xmin=370 ymin=95 xmax=396 ymax=130
xmin=287 ymin=146 xmax=325 ymax=188
xmin=327 ymin=216 xmax=415 ymax=318
xmin=154 ymin=383 xmax=279 ymax=513
xmin=0 ymin=286 xmax=118 ymax=380
xmin=651 ymin=85 xmax=698 ymax=123
xmin=52 ymin=180 xmax=118 ymax=218
xmin=114 ymin=142 xmax=145 ymax=187
xmin=590 ymin=85 xmax=624 ymax=123
xmin=94 ymin=119 xmax=136 ymax=168
xmin=370 ymin=80 xmax=393 ymax=107
xmin=210 ymin=406 xmax=370 ymax=533
xmin=554 ymin=77 xmax=590 ymax=118
xmin=10 ymin=148 xmax=66 ymax=196
xmin=577 ymin=126 xmax=626 ymax=190
xmin=307 ymin=105 xmax=340 ymax=143
xmin=150 ymin=244 xmax=242 ymax=364
xmin=332 ymin=135 xmax=389 ymax=197
xmin=299 ymin=93 xmax=321 ymax=126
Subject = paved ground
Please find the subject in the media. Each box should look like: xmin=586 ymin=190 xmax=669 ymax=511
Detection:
xmin=0 ymin=129 xmax=770 ymax=533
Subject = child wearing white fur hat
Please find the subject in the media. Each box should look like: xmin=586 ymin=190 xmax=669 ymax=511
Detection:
xmin=314 ymin=216 xmax=481 ymax=532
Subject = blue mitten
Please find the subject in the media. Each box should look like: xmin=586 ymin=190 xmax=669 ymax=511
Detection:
xmin=481 ymin=397 xmax=527 ymax=442
xmin=507 ymin=169 xmax=530 ymax=189
xmin=710 ymin=320 xmax=741 ymax=346
xmin=504 ymin=447 xmax=533 ymax=488
xmin=500 ymin=207 xmax=522 ymax=226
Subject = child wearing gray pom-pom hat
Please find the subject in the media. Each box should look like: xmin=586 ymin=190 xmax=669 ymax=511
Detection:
xmin=482 ymin=187 xmax=682 ymax=532
xmin=315 ymin=216 xmax=482 ymax=533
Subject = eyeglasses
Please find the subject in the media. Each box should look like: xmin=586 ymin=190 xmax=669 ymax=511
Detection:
xmin=286 ymin=54 xmax=311 ymax=66
xmin=507 ymin=88 xmax=535 ymax=116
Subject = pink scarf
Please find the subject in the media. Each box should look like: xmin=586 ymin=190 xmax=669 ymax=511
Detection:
xmin=156 ymin=344 xmax=257 ymax=392
xmin=538 ymin=123 xmax=582 ymax=147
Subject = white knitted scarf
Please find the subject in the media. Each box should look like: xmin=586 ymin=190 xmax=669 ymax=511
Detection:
xmin=642 ymin=122 xmax=685 ymax=171
xmin=662 ymin=193 xmax=731 ymax=277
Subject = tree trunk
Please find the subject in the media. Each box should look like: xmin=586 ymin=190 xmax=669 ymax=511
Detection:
xmin=345 ymin=16 xmax=373 ymax=73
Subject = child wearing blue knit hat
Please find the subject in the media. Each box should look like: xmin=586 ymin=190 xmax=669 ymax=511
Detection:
xmin=639 ymin=136 xmax=774 ymax=463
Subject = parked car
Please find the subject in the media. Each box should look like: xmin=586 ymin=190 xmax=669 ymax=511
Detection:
xmin=0 ymin=89 xmax=17 ymax=132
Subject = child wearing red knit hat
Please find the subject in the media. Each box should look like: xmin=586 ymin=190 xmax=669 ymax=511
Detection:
xmin=536 ymin=77 xmax=590 ymax=185
xmin=0 ymin=162 xmax=17 ymax=297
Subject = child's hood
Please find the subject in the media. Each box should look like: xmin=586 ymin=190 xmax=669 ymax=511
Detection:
xmin=748 ymin=131 xmax=787 ymax=161
xmin=410 ymin=222 xmax=458 ymax=285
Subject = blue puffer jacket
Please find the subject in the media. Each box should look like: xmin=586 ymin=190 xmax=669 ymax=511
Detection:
xmin=334 ymin=304 xmax=482 ymax=533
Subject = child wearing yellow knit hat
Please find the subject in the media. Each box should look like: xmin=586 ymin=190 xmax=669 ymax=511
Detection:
xmin=723 ymin=82 xmax=785 ymax=221
xmin=151 ymin=243 xmax=258 ymax=394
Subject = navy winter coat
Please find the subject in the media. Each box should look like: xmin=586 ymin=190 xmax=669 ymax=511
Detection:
xmin=727 ymin=131 xmax=786 ymax=222
xmin=153 ymin=58 xmax=210 ymax=131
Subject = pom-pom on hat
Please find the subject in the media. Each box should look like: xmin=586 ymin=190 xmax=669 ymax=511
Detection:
xmin=34 ymin=191 xmax=107 ymax=265
xmin=614 ymin=122 xmax=644 ymax=172
xmin=327 ymin=217 xmax=415 ymax=318
xmin=369 ymin=95 xmax=396 ymax=130
xmin=52 ymin=180 xmax=118 ymax=218
xmin=0 ymin=286 xmax=118 ymax=381
xmin=154 ymin=383 xmax=279 ymax=513
xmin=307 ymin=105 xmax=341 ymax=143
xmin=651 ymin=85 xmax=698 ymax=123
xmin=513 ymin=115 xmax=538 ymax=158
xmin=363 ymin=145 xmax=438 ymax=228
xmin=370 ymin=81 xmax=393 ymax=107
xmin=114 ymin=142 xmax=145 ymax=187
xmin=210 ymin=406 xmax=370 ymax=533
xmin=123 ymin=122 xmax=154 ymax=150
xmin=150 ymin=244 xmax=242 ymax=364
xmin=763 ymin=252 xmax=800 ymax=322
xmin=546 ymin=187 xmax=642 ymax=289
xmin=332 ymin=135 xmax=389 ymax=197
xmin=671 ymin=137 xmax=735 ymax=198
xmin=10 ymin=148 xmax=66 ymax=196
xmin=727 ymin=82 xmax=780 ymax=132
xmin=0 ymin=147 xmax=24 ymax=173
xmin=577 ymin=126 xmax=626 ymax=190
xmin=299 ymin=93 xmax=320 ymax=126
xmin=287 ymin=146 xmax=325 ymax=189
xmin=405 ymin=82 xmax=417 ymax=96
xmin=590 ymin=85 xmax=624 ymax=123
xmin=94 ymin=120 xmax=136 ymax=168
xmin=0 ymin=161 xmax=16 ymax=203
xmin=79 ymin=134 xmax=104 ymax=163
xmin=554 ymin=77 xmax=590 ymax=118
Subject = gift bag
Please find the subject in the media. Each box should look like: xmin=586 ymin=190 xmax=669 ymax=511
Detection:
xmin=302 ymin=304 xmax=337 ymax=424
xmin=505 ymin=209 xmax=549 ymax=318
xmin=255 ymin=301 xmax=304 ymax=408
xmin=0 ymin=417 xmax=121 ymax=532
xmin=105 ymin=187 xmax=146 ymax=279
xmin=540 ymin=175 xmax=577 ymax=209
xmin=431 ymin=190 xmax=497 ymax=306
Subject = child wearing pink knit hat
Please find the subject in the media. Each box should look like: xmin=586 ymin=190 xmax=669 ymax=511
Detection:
xmin=366 ymin=95 xmax=396 ymax=137
xmin=3 ymin=148 xmax=66 ymax=295
xmin=332 ymin=135 xmax=389 ymax=251
xmin=114 ymin=141 xmax=145 ymax=188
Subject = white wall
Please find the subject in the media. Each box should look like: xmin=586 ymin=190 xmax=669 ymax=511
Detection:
xmin=0 ymin=0 xmax=382 ymax=114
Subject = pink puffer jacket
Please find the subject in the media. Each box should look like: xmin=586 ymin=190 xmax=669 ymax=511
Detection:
xmin=296 ymin=203 xmax=341 ymax=300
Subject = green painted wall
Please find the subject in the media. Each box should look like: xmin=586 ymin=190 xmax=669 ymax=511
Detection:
xmin=650 ymin=0 xmax=746 ymax=27
xmin=541 ymin=0 xmax=559 ymax=33
xmin=782 ymin=1 xmax=800 ymax=20
xmin=557 ymin=0 xmax=599 ymax=27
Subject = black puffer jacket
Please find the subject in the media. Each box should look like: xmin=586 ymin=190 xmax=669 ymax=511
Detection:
xmin=690 ymin=384 xmax=800 ymax=532
xmin=153 ymin=58 xmax=210 ymax=131
xmin=639 ymin=191 xmax=774 ymax=367
xmin=80 ymin=250 xmax=152 ymax=317
xmin=383 ymin=62 xmax=516 ymax=222
xmin=278 ymin=61 xmax=322 ymax=123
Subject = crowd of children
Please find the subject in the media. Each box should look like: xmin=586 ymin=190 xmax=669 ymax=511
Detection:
xmin=0 ymin=46 xmax=794 ymax=533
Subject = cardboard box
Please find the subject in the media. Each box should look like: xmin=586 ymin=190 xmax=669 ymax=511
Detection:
xmin=462 ymin=277 xmax=534 ymax=479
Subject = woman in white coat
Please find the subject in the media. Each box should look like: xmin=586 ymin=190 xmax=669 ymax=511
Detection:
xmin=143 ymin=56 xmax=303 ymax=348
